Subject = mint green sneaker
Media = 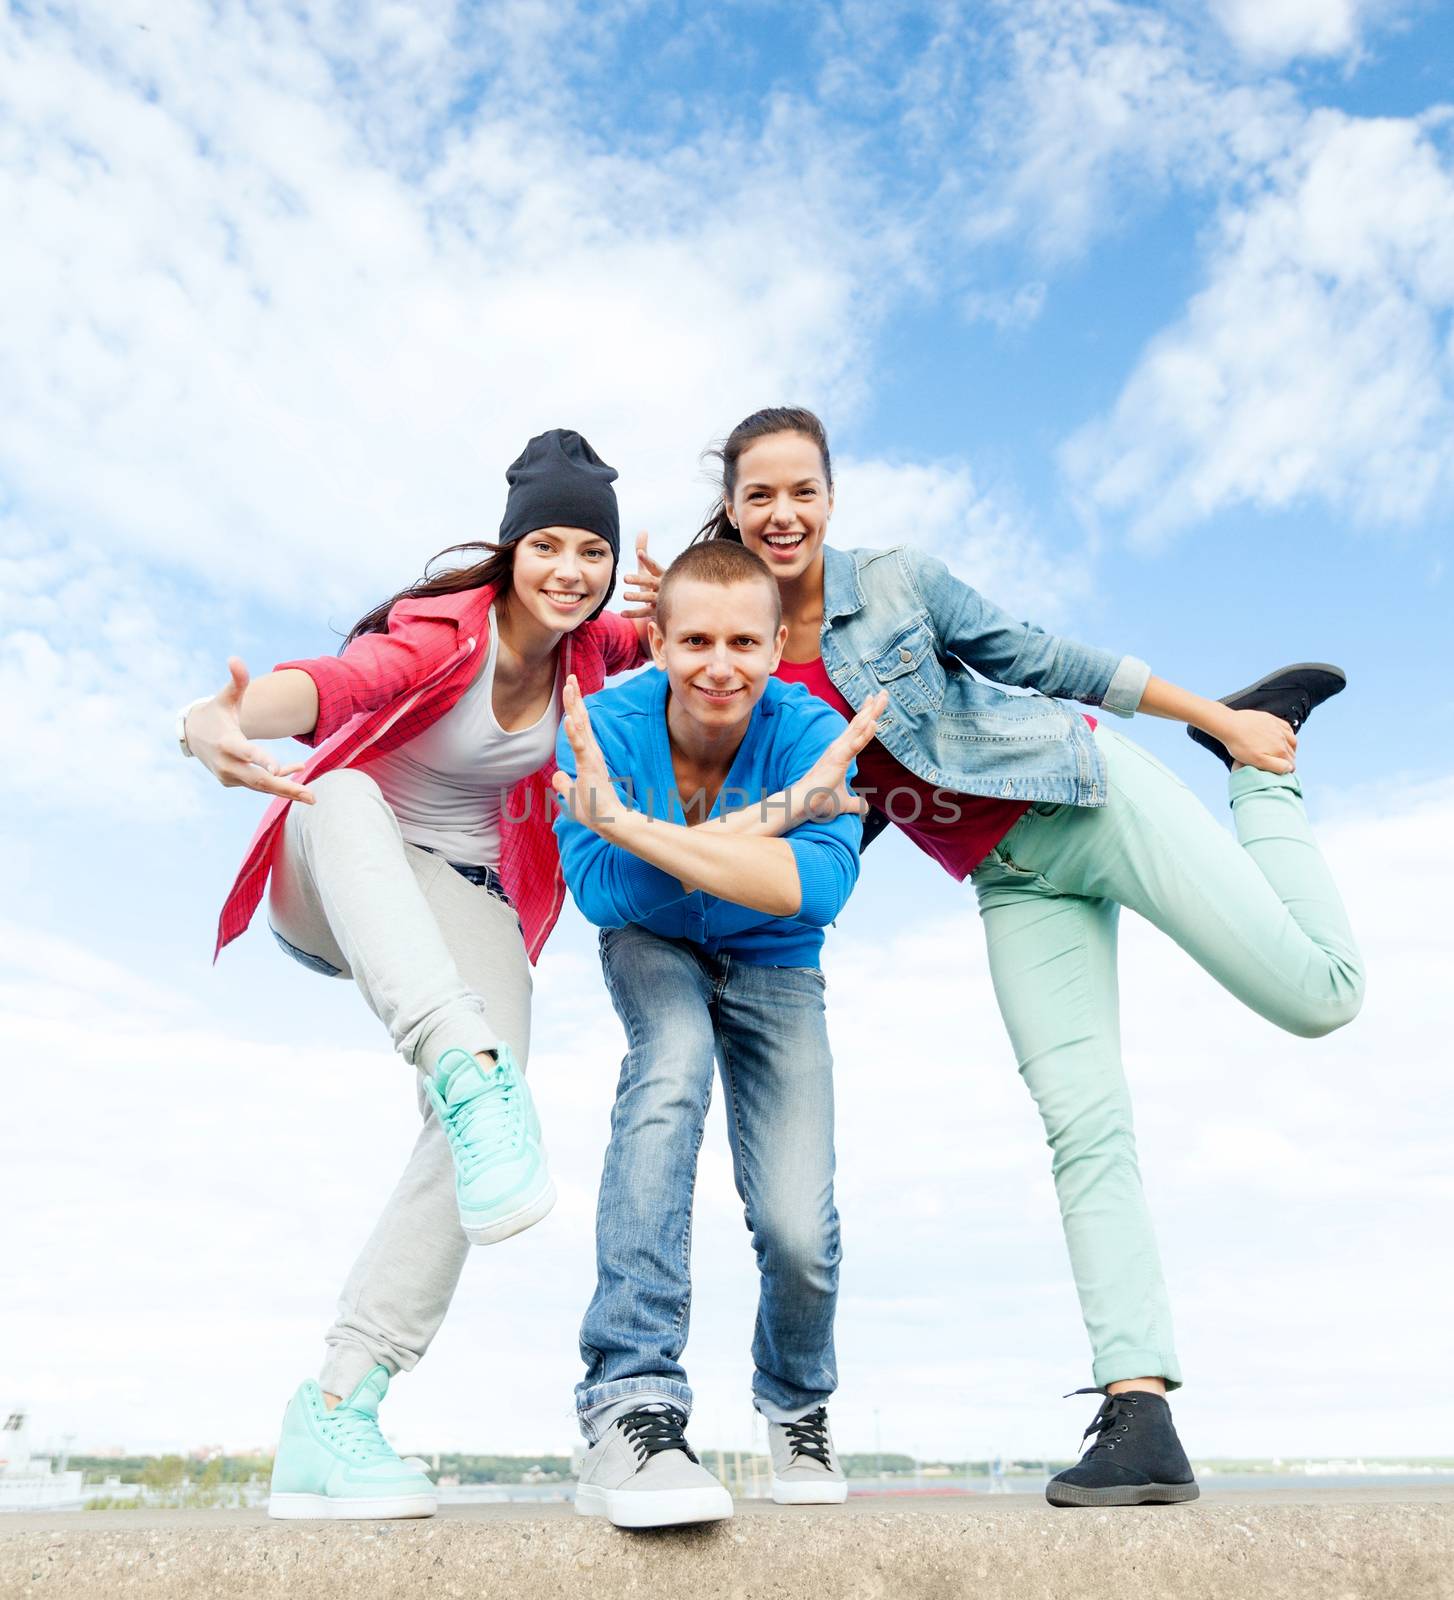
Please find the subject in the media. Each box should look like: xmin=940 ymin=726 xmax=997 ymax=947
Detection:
xmin=267 ymin=1367 xmax=436 ymax=1520
xmin=427 ymin=1046 xmax=556 ymax=1245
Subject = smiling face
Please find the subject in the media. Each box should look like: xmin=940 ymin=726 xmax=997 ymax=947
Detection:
xmin=649 ymin=576 xmax=788 ymax=740
xmin=508 ymin=525 xmax=615 ymax=634
xmin=725 ymin=430 xmax=833 ymax=583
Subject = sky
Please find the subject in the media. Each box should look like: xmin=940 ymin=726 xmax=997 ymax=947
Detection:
xmin=2 ymin=0 xmax=1452 ymax=1466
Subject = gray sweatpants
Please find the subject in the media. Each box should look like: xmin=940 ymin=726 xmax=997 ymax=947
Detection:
xmin=268 ymin=768 xmax=533 ymax=1398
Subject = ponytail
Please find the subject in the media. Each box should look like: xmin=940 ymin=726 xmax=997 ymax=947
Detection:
xmin=697 ymin=504 xmax=742 ymax=544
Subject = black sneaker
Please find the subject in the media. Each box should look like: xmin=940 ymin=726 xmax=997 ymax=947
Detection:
xmin=1188 ymin=662 xmax=1347 ymax=769
xmin=1045 ymin=1388 xmax=1200 ymax=1507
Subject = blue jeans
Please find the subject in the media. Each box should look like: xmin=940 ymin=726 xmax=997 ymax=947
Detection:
xmin=576 ymin=924 xmax=840 ymax=1438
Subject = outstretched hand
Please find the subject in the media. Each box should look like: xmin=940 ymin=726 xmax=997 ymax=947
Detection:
xmin=185 ymin=658 xmax=314 ymax=803
xmin=619 ymin=530 xmax=664 ymax=620
xmin=551 ymin=675 xmax=620 ymax=835
xmin=796 ymin=690 xmax=889 ymax=822
xmin=1221 ymin=708 xmax=1298 ymax=774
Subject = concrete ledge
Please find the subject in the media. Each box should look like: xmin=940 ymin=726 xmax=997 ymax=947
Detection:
xmin=5 ymin=1489 xmax=1453 ymax=1600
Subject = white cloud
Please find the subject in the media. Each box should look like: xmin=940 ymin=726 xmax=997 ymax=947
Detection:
xmin=962 ymin=281 xmax=1047 ymax=331
xmin=7 ymin=776 xmax=1452 ymax=1461
xmin=0 ymin=528 xmax=218 ymax=821
xmin=1211 ymin=0 xmax=1394 ymax=66
xmin=829 ymin=457 xmax=1092 ymax=624
xmin=0 ymin=916 xmax=188 ymax=1022
xmin=1064 ymin=109 xmax=1454 ymax=540
xmin=0 ymin=4 xmax=887 ymax=622
xmin=957 ymin=4 xmax=1454 ymax=542
xmin=963 ymin=0 xmax=1300 ymax=262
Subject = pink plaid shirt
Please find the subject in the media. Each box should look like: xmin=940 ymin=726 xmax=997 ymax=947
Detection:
xmin=215 ymin=585 xmax=644 ymax=964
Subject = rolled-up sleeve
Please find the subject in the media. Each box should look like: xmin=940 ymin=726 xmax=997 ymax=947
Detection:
xmin=1100 ymin=654 xmax=1151 ymax=717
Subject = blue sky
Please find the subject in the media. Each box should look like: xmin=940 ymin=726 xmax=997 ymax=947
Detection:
xmin=3 ymin=0 xmax=1452 ymax=1463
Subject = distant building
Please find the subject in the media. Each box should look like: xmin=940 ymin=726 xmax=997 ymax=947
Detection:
xmin=0 ymin=1409 xmax=84 ymax=1514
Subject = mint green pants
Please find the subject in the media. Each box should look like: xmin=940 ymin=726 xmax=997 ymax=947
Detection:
xmin=970 ymin=727 xmax=1363 ymax=1389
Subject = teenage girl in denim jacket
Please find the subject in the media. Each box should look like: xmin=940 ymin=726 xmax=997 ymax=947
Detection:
xmin=699 ymin=407 xmax=1364 ymax=1509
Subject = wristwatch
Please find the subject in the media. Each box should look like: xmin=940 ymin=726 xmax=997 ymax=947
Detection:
xmin=176 ymin=697 xmax=212 ymax=758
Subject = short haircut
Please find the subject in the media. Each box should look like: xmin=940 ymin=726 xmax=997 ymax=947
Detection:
xmin=656 ymin=540 xmax=783 ymax=633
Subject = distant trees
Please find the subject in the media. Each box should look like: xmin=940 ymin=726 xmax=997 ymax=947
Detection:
xmin=140 ymin=1456 xmax=187 ymax=1491
xmin=840 ymin=1454 xmax=916 ymax=1477
xmin=838 ymin=1455 xmax=1072 ymax=1478
xmin=73 ymin=1449 xmax=1073 ymax=1493
xmin=434 ymin=1455 xmax=571 ymax=1485
xmin=75 ymin=1455 xmax=272 ymax=1486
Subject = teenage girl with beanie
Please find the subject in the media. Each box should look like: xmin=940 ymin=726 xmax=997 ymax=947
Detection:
xmin=178 ymin=429 xmax=661 ymax=1520
xmin=697 ymin=406 xmax=1364 ymax=1509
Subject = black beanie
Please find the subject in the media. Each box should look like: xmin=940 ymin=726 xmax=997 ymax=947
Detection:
xmin=499 ymin=429 xmax=621 ymax=607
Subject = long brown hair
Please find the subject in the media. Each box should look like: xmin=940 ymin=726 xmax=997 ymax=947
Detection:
xmin=696 ymin=406 xmax=834 ymax=544
xmin=341 ymin=541 xmax=515 ymax=649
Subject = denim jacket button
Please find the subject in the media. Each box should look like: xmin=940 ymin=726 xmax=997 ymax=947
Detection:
xmin=898 ymin=647 xmax=913 ymax=663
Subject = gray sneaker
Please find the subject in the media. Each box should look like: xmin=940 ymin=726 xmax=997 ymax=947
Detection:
xmin=769 ymin=1406 xmax=848 ymax=1504
xmin=575 ymin=1404 xmax=733 ymax=1528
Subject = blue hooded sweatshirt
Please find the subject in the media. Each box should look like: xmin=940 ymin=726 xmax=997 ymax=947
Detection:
xmin=553 ymin=668 xmax=861 ymax=967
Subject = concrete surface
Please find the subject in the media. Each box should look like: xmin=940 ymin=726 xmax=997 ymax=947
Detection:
xmin=4 ymin=1486 xmax=1452 ymax=1599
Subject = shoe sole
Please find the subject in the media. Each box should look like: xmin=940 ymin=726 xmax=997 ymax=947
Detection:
xmin=461 ymin=1174 xmax=557 ymax=1246
xmin=771 ymin=1476 xmax=848 ymax=1504
xmin=268 ymin=1492 xmax=437 ymax=1520
xmin=575 ymin=1481 xmax=734 ymax=1528
xmin=1045 ymin=1481 xmax=1200 ymax=1507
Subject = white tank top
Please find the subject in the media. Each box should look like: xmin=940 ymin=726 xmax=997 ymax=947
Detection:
xmin=362 ymin=609 xmax=560 ymax=868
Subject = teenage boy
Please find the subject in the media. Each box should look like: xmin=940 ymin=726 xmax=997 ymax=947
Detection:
xmin=551 ymin=541 xmax=886 ymax=1529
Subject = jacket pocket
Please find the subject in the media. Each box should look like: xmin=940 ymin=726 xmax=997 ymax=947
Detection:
xmin=867 ymin=618 xmax=944 ymax=713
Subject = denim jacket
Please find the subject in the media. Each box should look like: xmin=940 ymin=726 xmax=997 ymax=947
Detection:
xmin=819 ymin=545 xmax=1150 ymax=808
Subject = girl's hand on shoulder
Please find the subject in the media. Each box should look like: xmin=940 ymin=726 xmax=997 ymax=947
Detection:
xmin=620 ymin=530 xmax=663 ymax=620
xmin=551 ymin=675 xmax=619 ymax=834
xmin=186 ymin=658 xmax=315 ymax=803
xmin=1221 ymin=707 xmax=1297 ymax=773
